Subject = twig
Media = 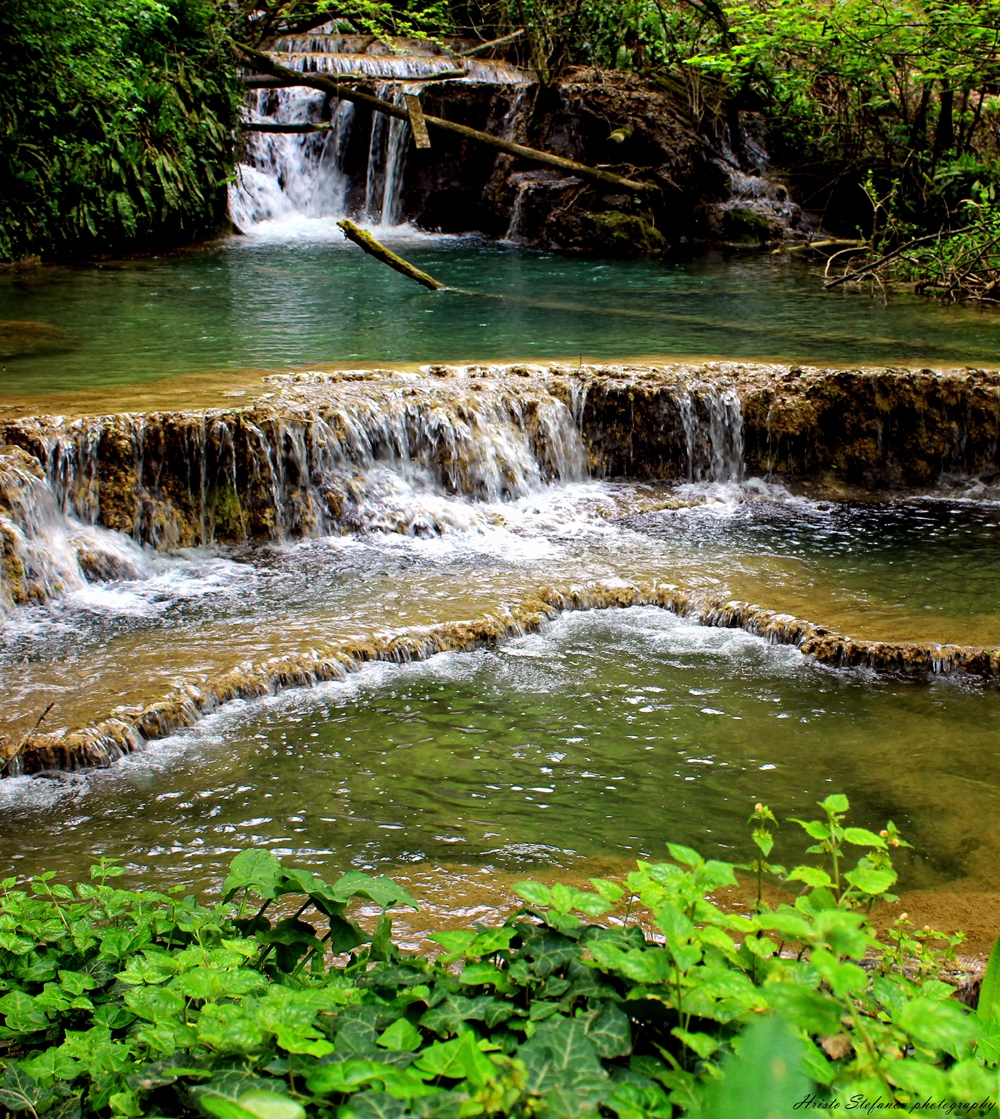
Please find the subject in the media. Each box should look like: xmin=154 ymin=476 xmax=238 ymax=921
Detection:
xmin=1 ymin=703 xmax=55 ymax=777
xmin=824 ymin=226 xmax=973 ymax=288
xmin=451 ymin=29 xmax=525 ymax=57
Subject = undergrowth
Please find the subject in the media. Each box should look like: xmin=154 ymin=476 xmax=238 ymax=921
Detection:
xmin=0 ymin=795 xmax=997 ymax=1118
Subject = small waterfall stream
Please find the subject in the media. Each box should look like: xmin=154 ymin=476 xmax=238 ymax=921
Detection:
xmin=230 ymin=30 xmax=527 ymax=231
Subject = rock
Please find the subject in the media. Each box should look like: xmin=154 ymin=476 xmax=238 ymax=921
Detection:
xmin=587 ymin=211 xmax=666 ymax=256
xmin=722 ymin=206 xmax=776 ymax=243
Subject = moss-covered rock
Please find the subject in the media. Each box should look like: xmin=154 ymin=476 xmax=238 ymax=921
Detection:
xmin=722 ymin=206 xmax=775 ymax=243
xmin=588 ymin=211 xmax=666 ymax=256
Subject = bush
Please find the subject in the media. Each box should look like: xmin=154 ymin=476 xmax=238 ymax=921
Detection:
xmin=0 ymin=0 xmax=242 ymax=261
xmin=0 ymin=795 xmax=996 ymax=1118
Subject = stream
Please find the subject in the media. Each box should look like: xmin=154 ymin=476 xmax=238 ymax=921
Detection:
xmin=2 ymin=77 xmax=1000 ymax=953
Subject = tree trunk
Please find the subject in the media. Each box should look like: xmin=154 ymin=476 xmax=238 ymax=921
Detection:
xmin=338 ymin=220 xmax=446 ymax=290
xmin=238 ymin=45 xmax=649 ymax=194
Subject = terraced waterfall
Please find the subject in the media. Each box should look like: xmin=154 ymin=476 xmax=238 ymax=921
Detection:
xmin=1 ymin=359 xmax=999 ymax=947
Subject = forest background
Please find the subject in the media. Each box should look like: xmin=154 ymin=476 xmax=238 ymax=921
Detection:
xmin=3 ymin=0 xmax=1000 ymax=274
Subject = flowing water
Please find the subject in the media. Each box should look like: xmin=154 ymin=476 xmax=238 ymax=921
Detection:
xmin=2 ymin=33 xmax=1000 ymax=950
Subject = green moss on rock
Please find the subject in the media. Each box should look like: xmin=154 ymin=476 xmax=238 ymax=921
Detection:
xmin=588 ymin=211 xmax=666 ymax=256
xmin=722 ymin=207 xmax=775 ymax=243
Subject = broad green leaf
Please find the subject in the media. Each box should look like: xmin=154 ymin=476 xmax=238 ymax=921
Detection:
xmin=222 ymin=849 xmax=282 ymax=902
xmin=427 ymin=930 xmax=476 ymax=961
xmin=842 ymin=827 xmax=887 ymax=849
xmin=513 ymin=880 xmax=551 ymax=907
xmin=687 ymin=1015 xmax=811 ymax=1119
xmin=672 ymin=1027 xmax=719 ymax=1059
xmin=328 ymin=914 xmax=369 ymax=956
xmin=377 ymin=1017 xmax=423 ymax=1051
xmin=235 ymin=1090 xmax=305 ymax=1119
xmin=18 ymin=1048 xmax=83 ymax=1082
xmin=978 ymin=933 xmax=1000 ymax=1033
xmin=370 ymin=913 xmax=394 ymax=963
xmin=0 ymin=990 xmax=50 ymax=1034
xmin=589 ymin=878 xmax=625 ymax=905
xmin=412 ymin=1032 xmax=496 ymax=1088
xmin=173 ymin=967 xmax=268 ymax=1001
xmin=789 ymin=819 xmax=830 ymax=840
xmin=843 ymin=866 xmax=897 ymax=896
xmin=818 ymin=794 xmax=849 ymax=814
xmin=333 ymin=872 xmax=417 ymax=910
xmin=0 ymin=1066 xmax=49 ymax=1115
xmin=762 ymin=984 xmax=842 ymax=1036
xmin=667 ymin=843 xmax=702 ymax=867
xmin=895 ymin=997 xmax=979 ymax=1057
xmin=784 ymin=866 xmax=833 ymax=890
xmin=586 ymin=1001 xmax=633 ymax=1058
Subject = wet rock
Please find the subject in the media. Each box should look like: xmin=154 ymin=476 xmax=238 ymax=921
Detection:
xmin=13 ymin=576 xmax=1000 ymax=777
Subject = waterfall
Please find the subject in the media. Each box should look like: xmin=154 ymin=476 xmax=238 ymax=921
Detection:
xmin=0 ymin=447 xmax=144 ymax=617
xmin=677 ymin=385 xmax=744 ymax=483
xmin=229 ymin=30 xmax=528 ymax=233
xmin=1 ymin=376 xmax=589 ymax=576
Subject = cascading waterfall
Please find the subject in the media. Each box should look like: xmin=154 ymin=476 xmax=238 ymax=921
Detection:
xmin=229 ymin=29 xmax=527 ymax=232
xmin=0 ymin=366 xmax=758 ymax=613
xmin=677 ymin=385 xmax=745 ymax=483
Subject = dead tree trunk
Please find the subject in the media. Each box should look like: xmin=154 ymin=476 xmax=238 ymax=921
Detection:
xmin=238 ymin=44 xmax=649 ymax=194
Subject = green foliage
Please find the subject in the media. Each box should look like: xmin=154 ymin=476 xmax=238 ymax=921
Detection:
xmin=0 ymin=0 xmax=243 ymax=260
xmin=0 ymin=799 xmax=995 ymax=1118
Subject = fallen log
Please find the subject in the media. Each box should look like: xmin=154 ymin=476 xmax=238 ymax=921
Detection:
xmin=238 ymin=44 xmax=649 ymax=193
xmin=452 ymin=29 xmax=525 ymax=57
xmin=338 ymin=219 xmax=446 ymax=290
xmin=247 ymin=121 xmax=334 ymax=133
xmin=243 ymin=68 xmax=466 ymax=89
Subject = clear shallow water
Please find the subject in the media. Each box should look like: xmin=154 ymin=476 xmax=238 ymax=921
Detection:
xmin=2 ymin=608 xmax=998 ymax=904
xmin=5 ymin=484 xmax=1000 ymax=743
xmin=4 ymin=225 xmax=1000 ymax=394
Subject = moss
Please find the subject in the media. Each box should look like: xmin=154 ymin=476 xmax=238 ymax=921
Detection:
xmin=588 ymin=211 xmax=666 ymax=256
xmin=722 ymin=207 xmax=775 ymax=243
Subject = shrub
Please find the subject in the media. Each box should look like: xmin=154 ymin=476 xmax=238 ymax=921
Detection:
xmin=0 ymin=795 xmax=995 ymax=1118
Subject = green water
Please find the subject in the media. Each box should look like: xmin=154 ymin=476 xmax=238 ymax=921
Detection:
xmin=1 ymin=608 xmax=996 ymax=897
xmin=4 ymin=234 xmax=1000 ymax=393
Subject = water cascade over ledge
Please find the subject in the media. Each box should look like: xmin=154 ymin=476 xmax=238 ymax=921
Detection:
xmin=4 ymin=360 xmax=1000 ymax=775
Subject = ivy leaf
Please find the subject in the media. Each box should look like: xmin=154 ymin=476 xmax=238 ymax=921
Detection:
xmin=377 ymin=1018 xmax=423 ymax=1052
xmin=0 ymin=1065 xmax=50 ymax=1114
xmin=585 ymin=1001 xmax=632 ymax=1058
xmin=0 ymin=990 xmax=50 ymax=1034
xmin=328 ymin=914 xmax=369 ymax=956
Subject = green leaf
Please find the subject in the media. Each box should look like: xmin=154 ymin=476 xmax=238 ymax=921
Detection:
xmin=412 ymin=1032 xmax=496 ymax=1088
xmin=763 ymin=985 xmax=842 ymax=1036
xmin=589 ymin=878 xmax=625 ymax=905
xmin=328 ymin=914 xmax=369 ymax=956
xmin=818 ymin=794 xmax=849 ymax=814
xmin=687 ymin=1015 xmax=811 ymax=1118
xmin=333 ymin=872 xmax=417 ymax=910
xmin=377 ymin=1018 xmax=423 ymax=1052
xmin=173 ymin=968 xmax=268 ymax=1001
xmin=0 ymin=990 xmax=50 ymax=1034
xmin=843 ymin=866 xmax=897 ymax=896
xmin=789 ymin=819 xmax=830 ymax=840
xmin=978 ymin=933 xmax=1000 ymax=1033
xmin=0 ymin=1066 xmax=49 ymax=1115
xmin=513 ymin=880 xmax=552 ymax=907
xmin=667 ymin=843 xmax=702 ymax=867
xmin=370 ymin=913 xmax=394 ymax=963
xmin=671 ymin=1027 xmax=720 ymax=1059
xmin=427 ymin=931 xmax=476 ymax=962
xmin=784 ymin=866 xmax=833 ymax=889
xmin=222 ymin=849 xmax=282 ymax=902
xmin=235 ymin=1090 xmax=305 ymax=1119
xmin=586 ymin=1001 xmax=633 ymax=1058
xmin=842 ymin=827 xmax=887 ymax=849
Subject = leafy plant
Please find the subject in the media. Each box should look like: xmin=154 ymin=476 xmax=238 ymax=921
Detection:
xmin=0 ymin=796 xmax=994 ymax=1118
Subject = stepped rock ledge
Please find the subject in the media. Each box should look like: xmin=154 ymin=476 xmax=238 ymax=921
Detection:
xmin=3 ymin=360 xmax=1000 ymax=774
